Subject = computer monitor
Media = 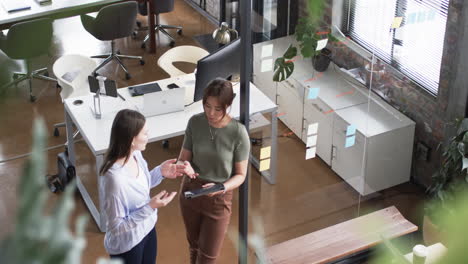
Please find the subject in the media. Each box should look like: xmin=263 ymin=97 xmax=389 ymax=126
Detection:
xmin=193 ymin=38 xmax=241 ymax=102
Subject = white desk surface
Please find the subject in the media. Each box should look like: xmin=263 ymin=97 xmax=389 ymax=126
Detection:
xmin=254 ymin=36 xmax=370 ymax=110
xmin=335 ymin=97 xmax=415 ymax=137
xmin=0 ymin=0 xmax=121 ymax=26
xmin=64 ymin=73 xmax=277 ymax=156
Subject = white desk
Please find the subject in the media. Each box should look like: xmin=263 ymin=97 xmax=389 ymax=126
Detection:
xmin=64 ymin=73 xmax=278 ymax=231
xmin=0 ymin=0 xmax=122 ymax=29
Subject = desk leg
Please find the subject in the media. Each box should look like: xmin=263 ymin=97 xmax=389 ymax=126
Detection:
xmin=96 ymin=154 xmax=106 ymax=232
xmin=147 ymin=0 xmax=156 ymax=53
xmin=65 ymin=110 xmax=105 ymax=232
xmin=270 ymin=109 xmax=278 ymax=184
xmin=65 ymin=110 xmax=75 ymax=164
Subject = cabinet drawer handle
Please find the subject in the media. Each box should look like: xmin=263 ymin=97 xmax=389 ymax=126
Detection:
xmin=312 ymin=103 xmax=323 ymax=112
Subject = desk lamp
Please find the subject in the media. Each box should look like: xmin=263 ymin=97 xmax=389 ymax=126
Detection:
xmin=212 ymin=22 xmax=238 ymax=46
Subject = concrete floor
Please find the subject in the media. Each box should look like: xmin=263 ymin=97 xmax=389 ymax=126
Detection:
xmin=0 ymin=1 xmax=427 ymax=263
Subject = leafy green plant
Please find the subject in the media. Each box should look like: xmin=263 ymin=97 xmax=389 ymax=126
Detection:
xmin=372 ymin=190 xmax=468 ymax=264
xmin=0 ymin=119 xmax=88 ymax=264
xmin=425 ymin=118 xmax=468 ymax=226
xmin=0 ymin=119 xmax=119 ymax=264
xmin=273 ymin=0 xmax=338 ymax=82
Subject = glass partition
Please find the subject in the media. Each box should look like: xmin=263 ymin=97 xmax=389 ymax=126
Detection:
xmin=247 ymin=0 xmax=426 ymax=262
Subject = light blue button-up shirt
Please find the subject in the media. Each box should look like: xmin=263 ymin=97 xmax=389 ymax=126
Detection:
xmin=102 ymin=151 xmax=163 ymax=255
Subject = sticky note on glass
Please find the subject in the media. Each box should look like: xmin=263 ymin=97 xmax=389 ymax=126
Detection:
xmin=391 ymin=17 xmax=403 ymax=29
xmin=260 ymin=146 xmax=271 ymax=160
xmin=261 ymin=59 xmax=273 ymax=72
xmin=316 ymin=38 xmax=328 ymax=51
xmin=346 ymin=125 xmax=356 ymax=136
xmin=345 ymin=136 xmax=355 ymax=148
xmin=417 ymin=11 xmax=426 ymax=23
xmin=308 ymin=87 xmax=320 ymax=100
xmin=307 ymin=123 xmax=318 ymax=136
xmin=261 ymin=44 xmax=273 ymax=58
xmin=407 ymin=13 xmax=416 ymax=24
xmin=427 ymin=10 xmax=436 ymax=21
xmin=306 ymin=147 xmax=316 ymax=160
xmin=306 ymin=135 xmax=317 ymax=148
xmin=259 ymin=159 xmax=270 ymax=171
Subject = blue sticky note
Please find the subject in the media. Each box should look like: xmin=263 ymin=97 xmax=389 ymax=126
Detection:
xmin=346 ymin=125 xmax=356 ymax=136
xmin=345 ymin=136 xmax=355 ymax=148
xmin=308 ymin=87 xmax=320 ymax=100
xmin=407 ymin=13 xmax=416 ymax=24
xmin=427 ymin=10 xmax=436 ymax=21
xmin=417 ymin=11 xmax=426 ymax=23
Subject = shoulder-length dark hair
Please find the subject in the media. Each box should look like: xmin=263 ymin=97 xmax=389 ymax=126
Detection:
xmin=99 ymin=109 xmax=146 ymax=175
xmin=202 ymin=78 xmax=235 ymax=117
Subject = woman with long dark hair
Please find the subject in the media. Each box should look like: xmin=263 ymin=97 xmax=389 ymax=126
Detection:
xmin=178 ymin=78 xmax=251 ymax=263
xmin=100 ymin=109 xmax=186 ymax=264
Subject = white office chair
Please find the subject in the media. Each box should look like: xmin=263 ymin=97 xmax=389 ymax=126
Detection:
xmin=52 ymin=54 xmax=97 ymax=137
xmin=156 ymin=45 xmax=208 ymax=148
xmin=157 ymin=45 xmax=209 ymax=77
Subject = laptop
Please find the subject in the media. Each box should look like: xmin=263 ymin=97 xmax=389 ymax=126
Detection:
xmin=137 ymin=87 xmax=186 ymax=117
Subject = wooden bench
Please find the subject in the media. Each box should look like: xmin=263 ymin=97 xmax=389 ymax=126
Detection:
xmin=265 ymin=206 xmax=418 ymax=264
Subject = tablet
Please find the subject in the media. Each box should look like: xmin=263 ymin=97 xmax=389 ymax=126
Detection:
xmin=128 ymin=83 xmax=162 ymax=96
xmin=184 ymin=183 xmax=225 ymax=199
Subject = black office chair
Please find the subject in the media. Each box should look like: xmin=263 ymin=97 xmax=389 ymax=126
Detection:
xmin=81 ymin=2 xmax=144 ymax=80
xmin=137 ymin=0 xmax=183 ymax=48
xmin=0 ymin=18 xmax=56 ymax=102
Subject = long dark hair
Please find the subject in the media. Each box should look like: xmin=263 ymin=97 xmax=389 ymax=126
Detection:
xmin=99 ymin=109 xmax=146 ymax=175
xmin=202 ymin=78 xmax=235 ymax=118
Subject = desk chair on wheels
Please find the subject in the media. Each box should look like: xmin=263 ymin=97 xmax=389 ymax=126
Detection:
xmin=137 ymin=0 xmax=183 ymax=48
xmin=0 ymin=18 xmax=56 ymax=102
xmin=81 ymin=2 xmax=144 ymax=80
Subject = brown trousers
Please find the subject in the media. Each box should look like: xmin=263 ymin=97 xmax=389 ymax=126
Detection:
xmin=179 ymin=176 xmax=233 ymax=264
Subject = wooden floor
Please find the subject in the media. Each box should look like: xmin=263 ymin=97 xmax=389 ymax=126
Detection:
xmin=0 ymin=1 xmax=426 ymax=263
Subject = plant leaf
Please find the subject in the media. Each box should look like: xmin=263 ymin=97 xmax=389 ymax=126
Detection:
xmin=457 ymin=119 xmax=468 ymax=135
xmin=299 ymin=35 xmax=317 ymax=58
xmin=462 ymin=157 xmax=468 ymax=171
xmin=283 ymin=45 xmax=297 ymax=59
xmin=273 ymin=57 xmax=294 ymax=82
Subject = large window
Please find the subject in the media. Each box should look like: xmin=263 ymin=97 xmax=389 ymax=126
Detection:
xmin=344 ymin=0 xmax=449 ymax=95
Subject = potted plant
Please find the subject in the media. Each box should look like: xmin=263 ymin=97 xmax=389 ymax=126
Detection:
xmin=273 ymin=0 xmax=337 ymax=82
xmin=424 ymin=118 xmax=468 ymax=244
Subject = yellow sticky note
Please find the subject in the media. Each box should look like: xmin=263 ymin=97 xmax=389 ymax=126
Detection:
xmin=391 ymin=17 xmax=403 ymax=29
xmin=259 ymin=159 xmax=270 ymax=171
xmin=260 ymin=146 xmax=271 ymax=160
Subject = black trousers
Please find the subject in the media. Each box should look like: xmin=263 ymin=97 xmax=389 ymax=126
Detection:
xmin=110 ymin=228 xmax=157 ymax=264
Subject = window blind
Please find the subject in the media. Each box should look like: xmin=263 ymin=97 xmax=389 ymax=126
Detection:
xmin=345 ymin=0 xmax=449 ymax=95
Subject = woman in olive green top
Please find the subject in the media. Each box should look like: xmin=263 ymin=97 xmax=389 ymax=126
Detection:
xmin=178 ymin=78 xmax=250 ymax=264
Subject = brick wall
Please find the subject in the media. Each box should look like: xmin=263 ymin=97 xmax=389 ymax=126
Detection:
xmin=187 ymin=0 xmax=220 ymax=20
xmin=206 ymin=0 xmax=220 ymax=20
